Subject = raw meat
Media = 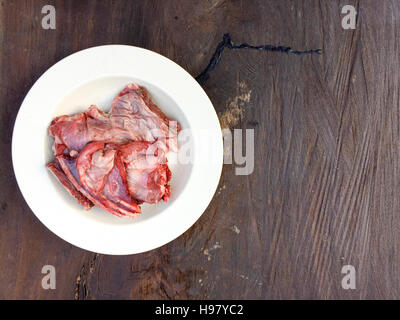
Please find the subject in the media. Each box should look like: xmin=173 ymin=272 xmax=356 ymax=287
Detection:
xmin=76 ymin=142 xmax=116 ymax=195
xmin=47 ymin=83 xmax=179 ymax=217
xmin=56 ymin=154 xmax=140 ymax=217
xmin=111 ymin=83 xmax=180 ymax=152
xmin=47 ymin=161 xmax=93 ymax=210
xmin=49 ymin=112 xmax=89 ymax=156
xmin=49 ymin=83 xmax=179 ymax=156
xmin=118 ymin=141 xmax=172 ymax=204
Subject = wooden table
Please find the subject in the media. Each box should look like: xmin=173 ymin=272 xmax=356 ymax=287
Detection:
xmin=0 ymin=0 xmax=397 ymax=299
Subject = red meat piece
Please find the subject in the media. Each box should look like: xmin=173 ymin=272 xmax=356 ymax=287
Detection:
xmin=111 ymin=83 xmax=180 ymax=153
xmin=47 ymin=83 xmax=178 ymax=217
xmin=46 ymin=161 xmax=93 ymax=210
xmin=57 ymin=153 xmax=141 ymax=217
xmin=118 ymin=141 xmax=172 ymax=204
xmin=49 ymin=84 xmax=180 ymax=156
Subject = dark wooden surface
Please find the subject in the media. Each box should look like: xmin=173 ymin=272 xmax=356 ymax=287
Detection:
xmin=1 ymin=0 xmax=398 ymax=299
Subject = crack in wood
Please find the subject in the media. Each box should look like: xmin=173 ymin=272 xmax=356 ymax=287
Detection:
xmin=74 ymin=253 xmax=99 ymax=300
xmin=196 ymin=33 xmax=322 ymax=84
xmin=160 ymin=282 xmax=172 ymax=300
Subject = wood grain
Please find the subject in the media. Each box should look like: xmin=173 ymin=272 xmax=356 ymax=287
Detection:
xmin=0 ymin=0 xmax=398 ymax=299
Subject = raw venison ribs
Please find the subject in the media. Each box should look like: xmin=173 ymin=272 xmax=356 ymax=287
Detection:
xmin=47 ymin=83 xmax=180 ymax=217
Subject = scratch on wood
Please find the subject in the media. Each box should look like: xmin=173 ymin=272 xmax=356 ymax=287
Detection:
xmin=219 ymin=81 xmax=251 ymax=128
xmin=203 ymin=242 xmax=222 ymax=261
xmin=232 ymin=225 xmax=240 ymax=234
xmin=216 ymin=184 xmax=226 ymax=195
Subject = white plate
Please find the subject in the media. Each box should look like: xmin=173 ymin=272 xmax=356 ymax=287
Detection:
xmin=12 ymin=45 xmax=223 ymax=255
